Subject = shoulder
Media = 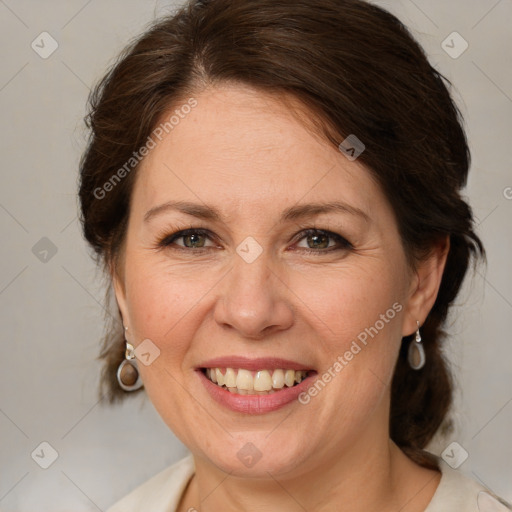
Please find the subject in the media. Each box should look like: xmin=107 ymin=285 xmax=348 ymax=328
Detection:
xmin=426 ymin=459 xmax=511 ymax=512
xmin=106 ymin=454 xmax=195 ymax=512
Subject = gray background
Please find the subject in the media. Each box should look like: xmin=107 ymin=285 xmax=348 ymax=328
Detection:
xmin=0 ymin=0 xmax=511 ymax=510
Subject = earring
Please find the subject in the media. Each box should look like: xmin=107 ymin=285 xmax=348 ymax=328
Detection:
xmin=408 ymin=320 xmax=426 ymax=370
xmin=117 ymin=327 xmax=144 ymax=391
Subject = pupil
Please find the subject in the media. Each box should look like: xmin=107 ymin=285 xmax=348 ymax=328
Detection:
xmin=186 ymin=234 xmax=204 ymax=248
xmin=309 ymin=234 xmax=328 ymax=249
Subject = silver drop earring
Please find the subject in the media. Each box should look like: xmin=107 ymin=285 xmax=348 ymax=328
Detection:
xmin=116 ymin=326 xmax=144 ymax=391
xmin=408 ymin=320 xmax=426 ymax=370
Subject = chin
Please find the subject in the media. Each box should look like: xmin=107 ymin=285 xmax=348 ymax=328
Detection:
xmin=197 ymin=434 xmax=312 ymax=479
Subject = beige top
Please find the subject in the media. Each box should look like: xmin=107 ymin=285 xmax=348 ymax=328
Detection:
xmin=107 ymin=454 xmax=511 ymax=511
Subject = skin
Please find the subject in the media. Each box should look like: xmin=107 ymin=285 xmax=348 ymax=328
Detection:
xmin=113 ymin=84 xmax=449 ymax=511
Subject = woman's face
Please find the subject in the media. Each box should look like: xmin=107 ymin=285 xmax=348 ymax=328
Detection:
xmin=113 ymin=84 xmax=432 ymax=478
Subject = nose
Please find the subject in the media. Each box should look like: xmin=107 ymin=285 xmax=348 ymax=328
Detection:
xmin=213 ymin=251 xmax=294 ymax=339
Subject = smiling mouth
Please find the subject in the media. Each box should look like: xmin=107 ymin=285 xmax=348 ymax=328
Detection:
xmin=201 ymin=367 xmax=313 ymax=395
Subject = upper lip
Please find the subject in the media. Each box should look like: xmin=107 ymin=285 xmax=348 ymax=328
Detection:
xmin=197 ymin=356 xmax=314 ymax=372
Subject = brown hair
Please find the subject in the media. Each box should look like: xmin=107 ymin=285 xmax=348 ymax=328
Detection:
xmin=78 ymin=0 xmax=484 ymax=466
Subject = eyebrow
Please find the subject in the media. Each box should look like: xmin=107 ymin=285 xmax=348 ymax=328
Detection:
xmin=143 ymin=200 xmax=370 ymax=224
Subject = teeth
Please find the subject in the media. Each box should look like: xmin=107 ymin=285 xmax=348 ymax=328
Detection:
xmin=272 ymin=369 xmax=285 ymax=389
xmin=284 ymin=369 xmax=295 ymax=387
xmin=236 ymin=369 xmax=253 ymax=390
xmin=204 ymin=367 xmax=309 ymax=393
xmin=254 ymin=370 xmax=273 ymax=391
xmin=224 ymin=368 xmax=237 ymax=388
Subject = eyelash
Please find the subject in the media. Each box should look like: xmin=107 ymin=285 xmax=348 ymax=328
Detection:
xmin=156 ymin=226 xmax=353 ymax=255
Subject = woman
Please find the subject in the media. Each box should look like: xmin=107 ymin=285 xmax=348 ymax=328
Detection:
xmin=79 ymin=0 xmax=510 ymax=510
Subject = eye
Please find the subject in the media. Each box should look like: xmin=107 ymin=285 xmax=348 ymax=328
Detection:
xmin=294 ymin=229 xmax=352 ymax=253
xmin=158 ymin=228 xmax=217 ymax=250
xmin=156 ymin=227 xmax=352 ymax=254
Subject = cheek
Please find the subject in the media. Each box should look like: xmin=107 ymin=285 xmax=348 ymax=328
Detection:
xmin=124 ymin=254 xmax=214 ymax=341
xmin=291 ymin=260 xmax=405 ymax=347
xmin=121 ymin=242 xmax=408 ymax=430
xmin=290 ymin=263 xmax=406 ymax=424
xmin=121 ymin=258 xmax=216 ymax=440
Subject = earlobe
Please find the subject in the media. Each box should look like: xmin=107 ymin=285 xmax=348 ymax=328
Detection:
xmin=402 ymin=236 xmax=450 ymax=337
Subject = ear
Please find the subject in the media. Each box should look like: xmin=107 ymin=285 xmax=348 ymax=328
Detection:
xmin=110 ymin=259 xmax=129 ymax=327
xmin=402 ymin=236 xmax=450 ymax=336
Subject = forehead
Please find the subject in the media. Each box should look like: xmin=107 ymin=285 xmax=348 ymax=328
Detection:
xmin=132 ymin=84 xmax=382 ymax=219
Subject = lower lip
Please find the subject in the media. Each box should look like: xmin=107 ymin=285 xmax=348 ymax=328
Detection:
xmin=197 ymin=370 xmax=317 ymax=414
